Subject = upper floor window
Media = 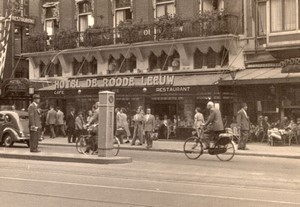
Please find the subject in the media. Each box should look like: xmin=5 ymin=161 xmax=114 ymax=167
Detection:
xmin=14 ymin=25 xmax=29 ymax=54
xmin=257 ymin=0 xmax=267 ymax=36
xmin=42 ymin=2 xmax=59 ymax=36
xmin=156 ymin=0 xmax=175 ymax=17
xmin=9 ymin=0 xmax=29 ymax=17
xmin=270 ymin=0 xmax=297 ymax=32
xmin=76 ymin=0 xmax=94 ymax=32
xmin=115 ymin=0 xmax=132 ymax=26
xmin=199 ymin=0 xmax=224 ymax=12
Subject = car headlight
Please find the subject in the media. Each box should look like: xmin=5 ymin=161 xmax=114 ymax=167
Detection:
xmin=20 ymin=132 xmax=24 ymax=137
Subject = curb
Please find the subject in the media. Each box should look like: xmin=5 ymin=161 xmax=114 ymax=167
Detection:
xmin=0 ymin=151 xmax=132 ymax=164
xmin=39 ymin=143 xmax=300 ymax=159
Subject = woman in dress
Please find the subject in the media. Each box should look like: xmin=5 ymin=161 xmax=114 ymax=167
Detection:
xmin=118 ymin=108 xmax=131 ymax=143
xmin=194 ymin=107 xmax=204 ymax=137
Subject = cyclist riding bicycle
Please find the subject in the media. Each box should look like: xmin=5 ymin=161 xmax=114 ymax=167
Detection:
xmin=203 ymin=101 xmax=224 ymax=149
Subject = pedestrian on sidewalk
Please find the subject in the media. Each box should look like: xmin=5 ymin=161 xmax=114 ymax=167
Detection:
xmin=131 ymin=106 xmax=144 ymax=145
xmin=194 ymin=107 xmax=204 ymax=138
xmin=75 ymin=111 xmax=86 ymax=143
xmin=66 ymin=108 xmax=76 ymax=143
xmin=237 ymin=102 xmax=250 ymax=150
xmin=56 ymin=107 xmax=66 ymax=137
xmin=118 ymin=108 xmax=131 ymax=143
xmin=144 ymin=108 xmax=155 ymax=149
xmin=86 ymin=110 xmax=93 ymax=124
xmin=46 ymin=105 xmax=57 ymax=138
xmin=28 ymin=94 xmax=42 ymax=153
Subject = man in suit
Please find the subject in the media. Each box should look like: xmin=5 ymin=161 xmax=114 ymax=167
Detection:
xmin=56 ymin=107 xmax=66 ymax=137
xmin=46 ymin=105 xmax=57 ymax=138
xmin=237 ymin=102 xmax=250 ymax=150
xmin=144 ymin=108 xmax=155 ymax=149
xmin=66 ymin=108 xmax=76 ymax=143
xmin=204 ymin=101 xmax=224 ymax=147
xmin=28 ymin=94 xmax=42 ymax=152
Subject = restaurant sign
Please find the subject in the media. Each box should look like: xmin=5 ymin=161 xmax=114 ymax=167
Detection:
xmin=12 ymin=16 xmax=35 ymax=24
xmin=54 ymin=75 xmax=175 ymax=89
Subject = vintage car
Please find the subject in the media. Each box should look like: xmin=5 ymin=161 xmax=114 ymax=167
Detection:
xmin=0 ymin=110 xmax=31 ymax=147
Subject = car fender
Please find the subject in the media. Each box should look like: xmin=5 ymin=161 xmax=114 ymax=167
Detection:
xmin=2 ymin=127 xmax=19 ymax=142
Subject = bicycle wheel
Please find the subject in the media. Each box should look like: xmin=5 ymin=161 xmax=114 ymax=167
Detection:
xmin=183 ymin=137 xmax=203 ymax=160
xmin=79 ymin=136 xmax=91 ymax=155
xmin=113 ymin=136 xmax=120 ymax=156
xmin=215 ymin=140 xmax=235 ymax=161
xmin=76 ymin=136 xmax=85 ymax=154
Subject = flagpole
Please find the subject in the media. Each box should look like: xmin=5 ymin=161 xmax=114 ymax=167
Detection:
xmin=0 ymin=0 xmax=12 ymax=79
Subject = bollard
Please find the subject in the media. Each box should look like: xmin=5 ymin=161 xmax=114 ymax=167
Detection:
xmin=98 ymin=91 xmax=115 ymax=157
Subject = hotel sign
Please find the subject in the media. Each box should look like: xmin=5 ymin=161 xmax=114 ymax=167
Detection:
xmin=54 ymin=75 xmax=175 ymax=89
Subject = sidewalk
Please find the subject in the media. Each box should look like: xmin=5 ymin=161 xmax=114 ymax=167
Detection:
xmin=40 ymin=136 xmax=300 ymax=159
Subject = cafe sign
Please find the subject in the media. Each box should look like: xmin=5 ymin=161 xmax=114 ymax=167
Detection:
xmin=54 ymin=75 xmax=175 ymax=89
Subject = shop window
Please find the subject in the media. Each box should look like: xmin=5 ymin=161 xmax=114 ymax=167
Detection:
xmin=270 ymin=0 xmax=296 ymax=32
xmin=158 ymin=51 xmax=168 ymax=71
xmin=206 ymin=48 xmax=216 ymax=68
xmin=39 ymin=62 xmax=46 ymax=77
xmin=149 ymin=52 xmax=157 ymax=71
xmin=194 ymin=49 xmax=204 ymax=69
xmin=108 ymin=54 xmax=136 ymax=74
xmin=73 ymin=58 xmax=89 ymax=76
xmin=90 ymin=58 xmax=97 ymax=74
xmin=156 ymin=0 xmax=175 ymax=17
xmin=199 ymin=0 xmax=224 ymax=12
xmin=220 ymin=47 xmax=229 ymax=67
xmin=56 ymin=62 xmax=62 ymax=76
xmin=148 ymin=50 xmax=179 ymax=71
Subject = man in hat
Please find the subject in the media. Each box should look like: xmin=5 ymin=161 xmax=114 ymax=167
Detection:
xmin=237 ymin=102 xmax=250 ymax=150
xmin=28 ymin=94 xmax=42 ymax=152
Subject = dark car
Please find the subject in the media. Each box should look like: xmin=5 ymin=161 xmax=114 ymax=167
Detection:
xmin=0 ymin=110 xmax=31 ymax=147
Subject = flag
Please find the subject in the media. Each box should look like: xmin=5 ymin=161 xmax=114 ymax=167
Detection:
xmin=0 ymin=14 xmax=11 ymax=79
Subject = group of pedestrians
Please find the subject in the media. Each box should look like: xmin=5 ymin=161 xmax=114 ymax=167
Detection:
xmin=116 ymin=106 xmax=157 ymax=149
xmin=44 ymin=106 xmax=66 ymax=139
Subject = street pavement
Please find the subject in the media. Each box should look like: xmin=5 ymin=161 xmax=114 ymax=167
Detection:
xmin=0 ymin=149 xmax=299 ymax=207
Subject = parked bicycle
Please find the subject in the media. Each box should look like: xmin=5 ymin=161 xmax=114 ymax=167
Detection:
xmin=183 ymin=127 xmax=236 ymax=161
xmin=76 ymin=124 xmax=120 ymax=156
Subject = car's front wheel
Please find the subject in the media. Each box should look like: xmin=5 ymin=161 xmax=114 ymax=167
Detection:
xmin=3 ymin=134 xmax=14 ymax=147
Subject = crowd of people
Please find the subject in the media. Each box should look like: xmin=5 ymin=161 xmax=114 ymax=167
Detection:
xmin=26 ymin=94 xmax=300 ymax=153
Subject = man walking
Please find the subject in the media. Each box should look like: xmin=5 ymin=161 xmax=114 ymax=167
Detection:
xmin=28 ymin=94 xmax=42 ymax=152
xmin=237 ymin=102 xmax=250 ymax=150
xmin=56 ymin=107 xmax=66 ymax=137
xmin=46 ymin=105 xmax=57 ymax=138
xmin=66 ymin=108 xmax=76 ymax=143
xmin=144 ymin=108 xmax=155 ymax=149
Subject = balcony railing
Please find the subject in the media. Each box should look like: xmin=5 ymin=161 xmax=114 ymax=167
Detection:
xmin=24 ymin=12 xmax=239 ymax=53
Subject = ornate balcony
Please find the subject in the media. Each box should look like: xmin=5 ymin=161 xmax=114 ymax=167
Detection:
xmin=24 ymin=12 xmax=239 ymax=53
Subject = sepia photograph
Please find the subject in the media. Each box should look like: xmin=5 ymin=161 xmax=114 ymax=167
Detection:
xmin=0 ymin=0 xmax=299 ymax=206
